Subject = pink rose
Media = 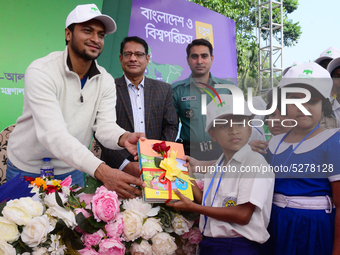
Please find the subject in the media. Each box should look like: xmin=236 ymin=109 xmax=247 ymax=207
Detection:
xmin=181 ymin=232 xmax=190 ymax=239
xmin=182 ymin=242 xmax=197 ymax=255
xmin=78 ymin=247 xmax=100 ymax=255
xmin=92 ymin=186 xmax=120 ymax=222
xmin=79 ymin=193 xmax=95 ymax=209
xmin=81 ymin=229 xmax=106 ymax=248
xmin=74 ymin=208 xmax=91 ymax=218
xmin=196 ymin=180 xmax=204 ymax=191
xmin=105 ymin=213 xmax=124 ymax=238
xmin=188 ymin=227 xmax=202 ymax=244
xmin=98 ymin=238 xmax=125 ymax=255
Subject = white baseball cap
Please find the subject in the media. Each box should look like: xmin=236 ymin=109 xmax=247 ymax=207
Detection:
xmin=282 ymin=62 xmax=302 ymax=77
xmin=205 ymin=94 xmax=252 ymax=132
xmin=315 ymin=47 xmax=340 ymax=64
xmin=66 ymin=4 xmax=117 ymax=34
xmin=327 ymin=57 xmax=340 ymax=76
xmin=278 ymin=62 xmax=332 ymax=99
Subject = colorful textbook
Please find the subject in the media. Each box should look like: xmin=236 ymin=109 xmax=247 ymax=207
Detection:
xmin=137 ymin=139 xmax=194 ymax=203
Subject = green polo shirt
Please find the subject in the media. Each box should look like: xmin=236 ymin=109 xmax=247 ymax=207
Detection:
xmin=172 ymin=74 xmax=234 ymax=143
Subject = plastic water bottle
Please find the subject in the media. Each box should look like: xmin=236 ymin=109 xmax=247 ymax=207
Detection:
xmin=40 ymin=158 xmax=54 ymax=178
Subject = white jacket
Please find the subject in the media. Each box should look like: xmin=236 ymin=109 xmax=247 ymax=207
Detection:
xmin=8 ymin=47 xmax=125 ymax=177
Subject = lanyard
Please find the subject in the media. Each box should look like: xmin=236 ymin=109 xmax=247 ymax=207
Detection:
xmin=271 ymin=123 xmax=320 ymax=166
xmin=254 ymin=126 xmax=263 ymax=136
xmin=202 ymin=155 xmax=225 ymax=235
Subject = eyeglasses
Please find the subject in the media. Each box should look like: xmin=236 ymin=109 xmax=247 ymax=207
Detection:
xmin=122 ymin=52 xmax=146 ymax=59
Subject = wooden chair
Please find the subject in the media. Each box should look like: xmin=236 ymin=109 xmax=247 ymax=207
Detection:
xmin=0 ymin=124 xmax=16 ymax=185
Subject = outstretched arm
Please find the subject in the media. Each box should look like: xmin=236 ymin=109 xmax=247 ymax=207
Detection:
xmin=167 ymin=190 xmax=255 ymax=225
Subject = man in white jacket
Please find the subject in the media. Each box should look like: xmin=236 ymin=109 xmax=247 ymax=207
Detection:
xmin=7 ymin=4 xmax=145 ymax=199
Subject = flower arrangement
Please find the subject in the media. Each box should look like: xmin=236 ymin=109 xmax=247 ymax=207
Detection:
xmin=0 ymin=174 xmax=202 ymax=255
xmin=120 ymin=197 xmax=201 ymax=255
xmin=0 ymin=175 xmax=124 ymax=255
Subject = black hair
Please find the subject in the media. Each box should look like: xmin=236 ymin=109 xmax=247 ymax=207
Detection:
xmin=65 ymin=24 xmax=76 ymax=46
xmin=331 ymin=66 xmax=340 ymax=77
xmin=120 ymin=36 xmax=148 ymax=55
xmin=186 ymin=38 xmax=213 ymax=57
xmin=322 ymin=97 xmax=333 ymax=117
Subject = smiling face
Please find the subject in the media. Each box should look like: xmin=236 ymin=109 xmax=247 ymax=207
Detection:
xmin=187 ymin=45 xmax=213 ymax=79
xmin=66 ymin=19 xmax=105 ymax=61
xmin=119 ymin=41 xmax=150 ymax=80
xmin=208 ymin=115 xmax=252 ymax=159
xmin=286 ymin=85 xmax=323 ymax=130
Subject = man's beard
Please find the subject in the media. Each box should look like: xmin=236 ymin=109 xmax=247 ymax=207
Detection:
xmin=70 ymin=35 xmax=102 ymax=61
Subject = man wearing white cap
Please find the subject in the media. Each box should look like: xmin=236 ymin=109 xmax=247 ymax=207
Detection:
xmin=7 ymin=4 xmax=145 ymax=198
xmin=315 ymin=46 xmax=340 ymax=69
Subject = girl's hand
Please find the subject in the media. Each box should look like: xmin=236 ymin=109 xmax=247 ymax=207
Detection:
xmin=166 ymin=189 xmax=195 ymax=212
xmin=248 ymin=140 xmax=268 ymax=154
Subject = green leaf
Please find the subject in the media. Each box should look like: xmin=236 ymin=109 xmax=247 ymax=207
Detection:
xmin=179 ymin=211 xmax=200 ymax=221
xmin=63 ymin=227 xmax=74 ymax=239
xmin=124 ymin=241 xmax=132 ymax=251
xmin=76 ymin=213 xmax=97 ymax=234
xmin=154 ymin=157 xmax=162 ymax=168
xmin=72 ymin=187 xmax=88 ymax=196
xmin=68 ymin=193 xmax=80 ymax=207
xmin=135 ymin=237 xmax=143 ymax=245
xmin=80 ymin=200 xmax=87 ymax=208
xmin=85 ymin=177 xmax=103 ymax=194
xmin=0 ymin=200 xmax=7 ymax=216
xmin=156 ymin=206 xmax=174 ymax=228
xmin=12 ymin=239 xmax=33 ymax=254
xmin=50 ymin=219 xmax=68 ymax=235
xmin=88 ymin=215 xmax=106 ymax=229
xmin=70 ymin=236 xmax=85 ymax=250
xmin=55 ymin=191 xmax=64 ymax=207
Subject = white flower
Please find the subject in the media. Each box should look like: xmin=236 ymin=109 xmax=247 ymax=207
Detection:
xmin=61 ymin=186 xmax=70 ymax=196
xmin=0 ymin=217 xmax=20 ymax=242
xmin=0 ymin=239 xmax=16 ymax=255
xmin=48 ymin=234 xmax=66 ymax=255
xmin=2 ymin=199 xmax=32 ymax=225
xmin=18 ymin=197 xmax=44 ymax=217
xmin=46 ymin=214 xmax=58 ymax=228
xmin=32 ymin=247 xmax=49 ymax=255
xmin=45 ymin=206 xmax=76 ymax=229
xmin=122 ymin=209 xmax=143 ymax=241
xmin=130 ymin=240 xmax=152 ymax=255
xmin=172 ymin=213 xmax=194 ymax=235
xmin=140 ymin=218 xmax=163 ymax=240
xmin=123 ymin=197 xmax=159 ymax=218
xmin=44 ymin=193 xmax=68 ymax=208
xmin=151 ymin=232 xmax=177 ymax=255
xmin=21 ymin=215 xmax=53 ymax=247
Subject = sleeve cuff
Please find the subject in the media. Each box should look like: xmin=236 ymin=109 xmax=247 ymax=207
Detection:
xmin=119 ymin=159 xmax=131 ymax=171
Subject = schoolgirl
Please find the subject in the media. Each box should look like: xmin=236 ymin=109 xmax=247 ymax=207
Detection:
xmin=264 ymin=62 xmax=340 ymax=255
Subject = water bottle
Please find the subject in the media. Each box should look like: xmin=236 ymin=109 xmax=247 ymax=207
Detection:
xmin=40 ymin=158 xmax=54 ymax=178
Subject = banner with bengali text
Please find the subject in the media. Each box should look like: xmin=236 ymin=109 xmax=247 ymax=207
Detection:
xmin=128 ymin=0 xmax=237 ymax=84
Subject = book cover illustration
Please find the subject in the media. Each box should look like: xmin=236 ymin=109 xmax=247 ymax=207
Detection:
xmin=138 ymin=139 xmax=194 ymax=203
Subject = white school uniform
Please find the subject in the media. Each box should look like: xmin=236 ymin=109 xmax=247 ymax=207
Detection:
xmin=199 ymin=144 xmax=274 ymax=244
